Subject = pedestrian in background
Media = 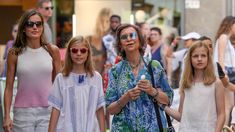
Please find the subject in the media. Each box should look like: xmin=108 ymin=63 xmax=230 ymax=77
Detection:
xmin=1 ymin=22 xmax=18 ymax=77
xmin=87 ymin=8 xmax=112 ymax=75
xmin=214 ymin=16 xmax=235 ymax=126
xmin=105 ymin=24 xmax=173 ymax=131
xmin=199 ymin=36 xmax=213 ymax=55
xmin=3 ymin=9 xmax=61 ymax=132
xmin=136 ymin=22 xmax=152 ymax=59
xmin=48 ymin=36 xmax=105 ymax=132
xmin=165 ymin=41 xmax=225 ymax=132
xmin=37 ymin=0 xmax=54 ymax=44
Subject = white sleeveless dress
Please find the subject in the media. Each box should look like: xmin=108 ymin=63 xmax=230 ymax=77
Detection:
xmin=179 ymin=82 xmax=217 ymax=132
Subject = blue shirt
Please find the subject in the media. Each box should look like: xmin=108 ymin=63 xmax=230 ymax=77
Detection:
xmin=106 ymin=58 xmax=174 ymax=132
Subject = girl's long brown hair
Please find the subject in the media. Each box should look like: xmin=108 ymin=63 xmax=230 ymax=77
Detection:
xmin=180 ymin=41 xmax=216 ymax=93
xmin=62 ymin=36 xmax=95 ymax=77
xmin=215 ymin=16 xmax=235 ymax=40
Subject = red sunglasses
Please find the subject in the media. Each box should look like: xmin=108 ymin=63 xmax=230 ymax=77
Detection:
xmin=70 ymin=47 xmax=88 ymax=54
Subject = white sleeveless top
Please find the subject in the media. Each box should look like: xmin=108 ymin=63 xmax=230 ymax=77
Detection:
xmin=179 ymin=82 xmax=217 ymax=132
xmin=15 ymin=46 xmax=53 ymax=107
xmin=214 ymin=34 xmax=235 ymax=67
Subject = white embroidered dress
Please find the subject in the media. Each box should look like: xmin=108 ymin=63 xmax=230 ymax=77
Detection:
xmin=48 ymin=72 xmax=105 ymax=132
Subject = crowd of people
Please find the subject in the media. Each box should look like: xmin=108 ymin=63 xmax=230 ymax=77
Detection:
xmin=1 ymin=0 xmax=235 ymax=132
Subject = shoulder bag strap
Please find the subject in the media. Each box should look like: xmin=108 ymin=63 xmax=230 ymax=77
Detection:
xmin=144 ymin=58 xmax=173 ymax=131
xmin=146 ymin=60 xmax=164 ymax=132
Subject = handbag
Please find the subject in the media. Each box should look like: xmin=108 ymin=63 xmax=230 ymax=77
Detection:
xmin=145 ymin=59 xmax=175 ymax=132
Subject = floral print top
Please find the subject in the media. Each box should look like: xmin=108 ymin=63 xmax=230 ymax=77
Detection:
xmin=106 ymin=58 xmax=174 ymax=132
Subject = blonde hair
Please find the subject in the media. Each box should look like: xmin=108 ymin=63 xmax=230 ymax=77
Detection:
xmin=180 ymin=41 xmax=216 ymax=93
xmin=62 ymin=36 xmax=95 ymax=77
xmin=95 ymin=8 xmax=112 ymax=38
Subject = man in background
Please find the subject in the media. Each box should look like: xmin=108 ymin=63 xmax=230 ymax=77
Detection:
xmin=37 ymin=0 xmax=54 ymax=44
xmin=102 ymin=14 xmax=121 ymax=131
xmin=102 ymin=15 xmax=121 ymax=68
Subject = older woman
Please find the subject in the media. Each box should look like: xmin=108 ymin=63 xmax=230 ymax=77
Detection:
xmin=105 ymin=24 xmax=173 ymax=131
xmin=3 ymin=9 xmax=61 ymax=132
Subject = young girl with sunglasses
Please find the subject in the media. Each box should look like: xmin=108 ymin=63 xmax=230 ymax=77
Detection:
xmin=48 ymin=36 xmax=106 ymax=132
xmin=163 ymin=41 xmax=225 ymax=132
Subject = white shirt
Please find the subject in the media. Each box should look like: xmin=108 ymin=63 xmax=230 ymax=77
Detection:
xmin=48 ymin=72 xmax=105 ymax=132
xmin=172 ymin=48 xmax=188 ymax=71
xmin=214 ymin=35 xmax=235 ymax=67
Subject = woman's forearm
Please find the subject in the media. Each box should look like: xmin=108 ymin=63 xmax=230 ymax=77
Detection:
xmin=107 ymin=92 xmax=130 ymax=115
xmin=4 ymin=87 xmax=13 ymax=119
xmin=154 ymin=90 xmax=169 ymax=105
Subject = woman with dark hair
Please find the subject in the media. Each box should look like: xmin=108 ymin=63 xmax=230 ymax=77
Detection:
xmin=214 ymin=16 xmax=235 ymax=125
xmin=149 ymin=27 xmax=170 ymax=69
xmin=199 ymin=36 xmax=213 ymax=55
xmin=105 ymin=24 xmax=173 ymax=131
xmin=3 ymin=9 xmax=61 ymax=132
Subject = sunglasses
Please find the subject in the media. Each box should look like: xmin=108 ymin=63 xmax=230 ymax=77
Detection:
xmin=43 ymin=6 xmax=54 ymax=10
xmin=70 ymin=48 xmax=88 ymax=54
xmin=120 ymin=32 xmax=137 ymax=41
xmin=26 ymin=21 xmax=43 ymax=28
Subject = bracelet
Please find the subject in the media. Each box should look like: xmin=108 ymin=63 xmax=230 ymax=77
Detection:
xmin=152 ymin=89 xmax=159 ymax=98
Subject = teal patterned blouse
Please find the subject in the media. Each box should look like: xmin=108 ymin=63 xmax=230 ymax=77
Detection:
xmin=105 ymin=58 xmax=174 ymax=132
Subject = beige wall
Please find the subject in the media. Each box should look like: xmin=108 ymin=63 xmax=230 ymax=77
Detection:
xmin=185 ymin=0 xmax=226 ymax=41
xmin=75 ymin=0 xmax=131 ymax=36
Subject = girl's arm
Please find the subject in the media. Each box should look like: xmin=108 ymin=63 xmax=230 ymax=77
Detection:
xmin=96 ymin=107 xmax=106 ymax=132
xmin=164 ymin=91 xmax=184 ymax=122
xmin=48 ymin=108 xmax=60 ymax=132
xmin=3 ymin=50 xmax=17 ymax=131
xmin=218 ymin=34 xmax=228 ymax=70
xmin=215 ymin=79 xmax=225 ymax=132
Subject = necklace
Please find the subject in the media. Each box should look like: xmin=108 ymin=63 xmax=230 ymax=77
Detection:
xmin=128 ymin=57 xmax=141 ymax=69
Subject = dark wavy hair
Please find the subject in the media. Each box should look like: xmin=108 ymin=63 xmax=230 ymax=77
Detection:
xmin=13 ymin=9 xmax=46 ymax=55
xmin=215 ymin=16 xmax=235 ymax=40
xmin=116 ymin=24 xmax=145 ymax=58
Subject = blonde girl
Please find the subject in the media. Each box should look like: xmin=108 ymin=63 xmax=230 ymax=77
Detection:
xmin=164 ymin=41 xmax=225 ymax=132
xmin=214 ymin=16 xmax=235 ymax=125
xmin=48 ymin=36 xmax=105 ymax=132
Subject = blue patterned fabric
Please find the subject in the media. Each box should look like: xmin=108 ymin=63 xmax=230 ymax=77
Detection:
xmin=106 ymin=58 xmax=174 ymax=132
